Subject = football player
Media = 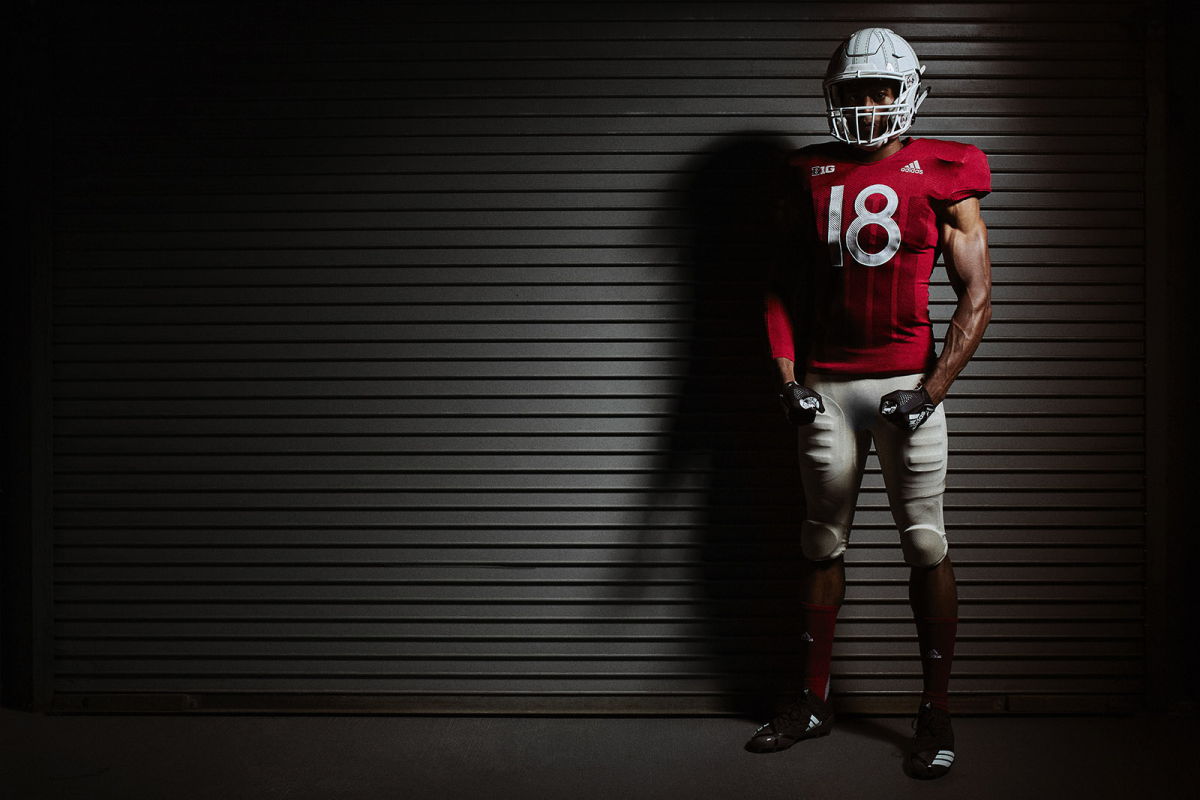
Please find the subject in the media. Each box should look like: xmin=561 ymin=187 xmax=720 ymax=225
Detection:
xmin=747 ymin=28 xmax=992 ymax=781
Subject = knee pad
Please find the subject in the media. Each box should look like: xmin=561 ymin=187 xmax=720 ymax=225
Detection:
xmin=801 ymin=519 xmax=848 ymax=562
xmin=901 ymin=524 xmax=948 ymax=568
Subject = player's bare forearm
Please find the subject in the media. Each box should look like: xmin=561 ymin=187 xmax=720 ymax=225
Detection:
xmin=774 ymin=355 xmax=797 ymax=385
xmin=923 ymin=296 xmax=989 ymax=405
xmin=922 ymin=197 xmax=992 ymax=406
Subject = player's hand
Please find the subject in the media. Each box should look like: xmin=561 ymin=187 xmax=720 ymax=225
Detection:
xmin=879 ymin=387 xmax=937 ymax=431
xmin=779 ymin=381 xmax=825 ymax=426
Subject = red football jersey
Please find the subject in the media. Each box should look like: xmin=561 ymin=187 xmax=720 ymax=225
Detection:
xmin=765 ymin=137 xmax=990 ymax=375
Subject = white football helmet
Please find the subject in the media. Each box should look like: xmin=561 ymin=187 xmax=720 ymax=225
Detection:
xmin=823 ymin=28 xmax=930 ymax=148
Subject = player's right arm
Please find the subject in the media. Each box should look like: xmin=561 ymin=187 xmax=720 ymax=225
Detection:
xmin=763 ymin=180 xmax=824 ymax=425
xmin=764 ymin=268 xmax=825 ymax=425
xmin=763 ymin=262 xmax=799 ymax=387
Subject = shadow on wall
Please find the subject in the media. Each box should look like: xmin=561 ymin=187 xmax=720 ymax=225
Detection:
xmin=626 ymin=134 xmax=818 ymax=720
xmin=56 ymin=0 xmax=825 ymax=716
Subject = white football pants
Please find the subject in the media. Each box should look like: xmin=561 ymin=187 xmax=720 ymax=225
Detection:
xmin=796 ymin=371 xmax=949 ymax=568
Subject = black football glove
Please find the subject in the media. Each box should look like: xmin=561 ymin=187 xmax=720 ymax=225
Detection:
xmin=779 ymin=381 xmax=825 ymax=426
xmin=879 ymin=387 xmax=937 ymax=432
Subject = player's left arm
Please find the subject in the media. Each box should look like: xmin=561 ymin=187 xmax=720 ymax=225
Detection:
xmin=921 ymin=195 xmax=992 ymax=406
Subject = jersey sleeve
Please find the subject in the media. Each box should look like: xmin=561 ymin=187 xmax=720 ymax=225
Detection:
xmin=762 ymin=149 xmax=817 ymax=363
xmin=763 ymin=283 xmax=796 ymax=362
xmin=930 ymin=142 xmax=991 ymax=202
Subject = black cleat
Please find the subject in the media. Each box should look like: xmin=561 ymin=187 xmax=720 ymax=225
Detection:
xmin=745 ymin=688 xmax=835 ymax=753
xmin=906 ymin=701 xmax=956 ymax=779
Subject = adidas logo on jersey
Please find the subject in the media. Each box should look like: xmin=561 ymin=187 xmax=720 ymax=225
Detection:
xmin=900 ymin=160 xmax=923 ymax=174
xmin=925 ymin=648 xmax=943 ymax=660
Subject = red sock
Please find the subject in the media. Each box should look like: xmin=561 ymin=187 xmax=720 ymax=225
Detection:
xmin=799 ymin=601 xmax=840 ymax=701
xmin=915 ymin=616 xmax=957 ymax=712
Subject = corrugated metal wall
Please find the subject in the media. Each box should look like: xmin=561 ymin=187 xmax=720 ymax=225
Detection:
xmin=47 ymin=1 xmax=1147 ymax=713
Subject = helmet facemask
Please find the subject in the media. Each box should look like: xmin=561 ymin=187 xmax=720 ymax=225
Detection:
xmin=824 ymin=71 xmax=928 ymax=149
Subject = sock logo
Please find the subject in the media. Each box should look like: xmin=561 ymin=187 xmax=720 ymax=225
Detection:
xmin=801 ymin=631 xmax=814 ymax=642
xmin=925 ymin=648 xmax=942 ymax=660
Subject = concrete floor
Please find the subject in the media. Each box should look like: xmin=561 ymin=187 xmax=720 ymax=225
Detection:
xmin=0 ymin=709 xmax=1194 ymax=800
